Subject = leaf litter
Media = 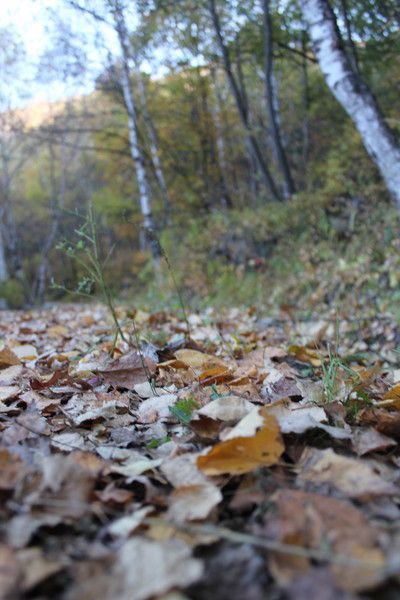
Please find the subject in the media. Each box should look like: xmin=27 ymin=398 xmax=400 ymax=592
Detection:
xmin=0 ymin=303 xmax=400 ymax=599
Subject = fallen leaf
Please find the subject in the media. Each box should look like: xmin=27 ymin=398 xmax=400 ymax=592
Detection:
xmin=162 ymin=454 xmax=222 ymax=521
xmin=17 ymin=547 xmax=64 ymax=592
xmin=107 ymin=507 xmax=153 ymax=539
xmin=11 ymin=344 xmax=38 ymax=362
xmin=0 ymin=544 xmax=19 ymax=598
xmin=136 ymin=393 xmax=178 ymax=423
xmin=174 ymin=349 xmax=227 ymax=370
xmin=197 ymin=407 xmax=284 ymax=475
xmin=261 ymin=489 xmax=385 ymax=592
xmin=0 ymin=346 xmax=20 ymax=369
xmin=97 ymin=350 xmax=157 ymax=388
xmin=288 ymin=345 xmax=321 ymax=367
xmin=297 ymin=447 xmax=397 ymax=500
xmin=265 ymin=399 xmax=327 ymax=434
xmin=106 ymin=538 xmax=203 ymax=600
xmin=196 ymin=395 xmax=253 ymax=422
xmin=352 ymin=427 xmax=397 ymax=456
xmin=0 ymin=385 xmax=20 ymax=402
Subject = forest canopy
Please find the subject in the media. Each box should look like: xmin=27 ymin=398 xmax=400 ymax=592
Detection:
xmin=0 ymin=0 xmax=399 ymax=312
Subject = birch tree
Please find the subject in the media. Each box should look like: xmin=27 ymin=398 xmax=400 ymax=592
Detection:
xmin=301 ymin=0 xmax=400 ymax=208
xmin=108 ymin=0 xmax=161 ymax=262
xmin=262 ymin=0 xmax=295 ymax=198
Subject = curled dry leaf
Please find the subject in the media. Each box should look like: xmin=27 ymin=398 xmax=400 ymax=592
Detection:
xmin=0 ymin=346 xmax=21 ymax=369
xmin=196 ymin=395 xmax=253 ymax=422
xmin=264 ymin=399 xmax=326 ymax=434
xmin=197 ymin=407 xmax=284 ymax=476
xmin=97 ymin=350 xmax=157 ymax=389
xmin=174 ymin=349 xmax=227 ymax=370
xmin=262 ymin=489 xmax=385 ymax=592
xmin=136 ymin=392 xmax=178 ymax=424
xmin=107 ymin=506 xmax=153 ymax=539
xmin=0 ymin=385 xmax=20 ymax=402
xmin=162 ymin=454 xmax=222 ymax=521
xmin=106 ymin=538 xmax=203 ymax=600
xmin=352 ymin=427 xmax=397 ymax=456
xmin=296 ymin=447 xmax=398 ymax=500
xmin=288 ymin=345 xmax=321 ymax=367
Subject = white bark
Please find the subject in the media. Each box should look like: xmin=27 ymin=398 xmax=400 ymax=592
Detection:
xmin=301 ymin=0 xmax=400 ymax=208
xmin=133 ymin=61 xmax=171 ymax=222
xmin=110 ymin=1 xmax=160 ymax=261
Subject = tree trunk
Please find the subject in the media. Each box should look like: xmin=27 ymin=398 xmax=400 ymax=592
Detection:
xmin=210 ymin=66 xmax=233 ymax=208
xmin=262 ymin=0 xmax=295 ymax=198
xmin=207 ymin=0 xmax=281 ymax=201
xmin=301 ymin=0 xmax=400 ymax=209
xmin=110 ymin=0 xmax=161 ymax=263
xmin=0 ymin=218 xmax=8 ymax=283
xmin=133 ymin=61 xmax=172 ymax=224
xmin=301 ymin=29 xmax=310 ymax=170
xmin=33 ymin=140 xmax=65 ymax=303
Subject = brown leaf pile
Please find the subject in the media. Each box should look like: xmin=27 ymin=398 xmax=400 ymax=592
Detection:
xmin=0 ymin=303 xmax=400 ymax=599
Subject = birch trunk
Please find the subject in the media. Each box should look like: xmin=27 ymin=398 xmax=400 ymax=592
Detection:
xmin=133 ymin=61 xmax=172 ymax=223
xmin=110 ymin=0 xmax=160 ymax=262
xmin=301 ymin=0 xmax=400 ymax=208
xmin=208 ymin=0 xmax=281 ymax=201
xmin=262 ymin=0 xmax=295 ymax=198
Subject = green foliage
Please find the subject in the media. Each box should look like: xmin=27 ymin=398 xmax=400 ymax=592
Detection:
xmin=169 ymin=397 xmax=199 ymax=425
xmin=0 ymin=279 xmax=25 ymax=309
xmin=53 ymin=206 xmax=126 ymax=345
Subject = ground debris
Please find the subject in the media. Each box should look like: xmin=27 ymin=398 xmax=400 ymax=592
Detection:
xmin=0 ymin=303 xmax=399 ymax=599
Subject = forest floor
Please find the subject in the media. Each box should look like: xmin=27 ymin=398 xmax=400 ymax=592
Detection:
xmin=1 ymin=302 xmax=400 ymax=599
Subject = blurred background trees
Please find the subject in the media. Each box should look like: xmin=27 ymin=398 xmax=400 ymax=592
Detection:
xmin=0 ymin=0 xmax=399 ymax=311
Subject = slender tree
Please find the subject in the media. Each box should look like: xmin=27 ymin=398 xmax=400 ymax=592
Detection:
xmin=108 ymin=0 xmax=161 ymax=262
xmin=301 ymin=0 xmax=400 ymax=208
xmin=262 ymin=0 xmax=295 ymax=198
xmin=207 ymin=0 xmax=281 ymax=201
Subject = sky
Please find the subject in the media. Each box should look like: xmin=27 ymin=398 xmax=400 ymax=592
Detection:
xmin=0 ymin=0 xmax=119 ymax=107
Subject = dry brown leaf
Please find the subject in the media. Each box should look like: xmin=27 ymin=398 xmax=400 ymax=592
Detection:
xmin=162 ymin=454 xmax=222 ymax=521
xmin=106 ymin=538 xmax=203 ymax=600
xmin=264 ymin=399 xmax=327 ymax=434
xmin=0 ymin=346 xmax=21 ymax=369
xmin=0 ymin=544 xmax=19 ymax=598
xmin=97 ymin=350 xmax=157 ymax=388
xmin=352 ymin=427 xmax=397 ymax=456
xmin=174 ymin=349 xmax=227 ymax=370
xmin=0 ymin=449 xmax=29 ymax=490
xmin=0 ymin=385 xmax=20 ymax=402
xmin=262 ymin=489 xmax=385 ymax=592
xmin=288 ymin=345 xmax=321 ymax=367
xmin=358 ymin=407 xmax=400 ymax=438
xmin=297 ymin=447 xmax=397 ymax=500
xmin=196 ymin=395 xmax=253 ymax=422
xmin=378 ymin=383 xmax=400 ymax=409
xmin=17 ymin=547 xmax=64 ymax=592
xmin=197 ymin=407 xmax=284 ymax=475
